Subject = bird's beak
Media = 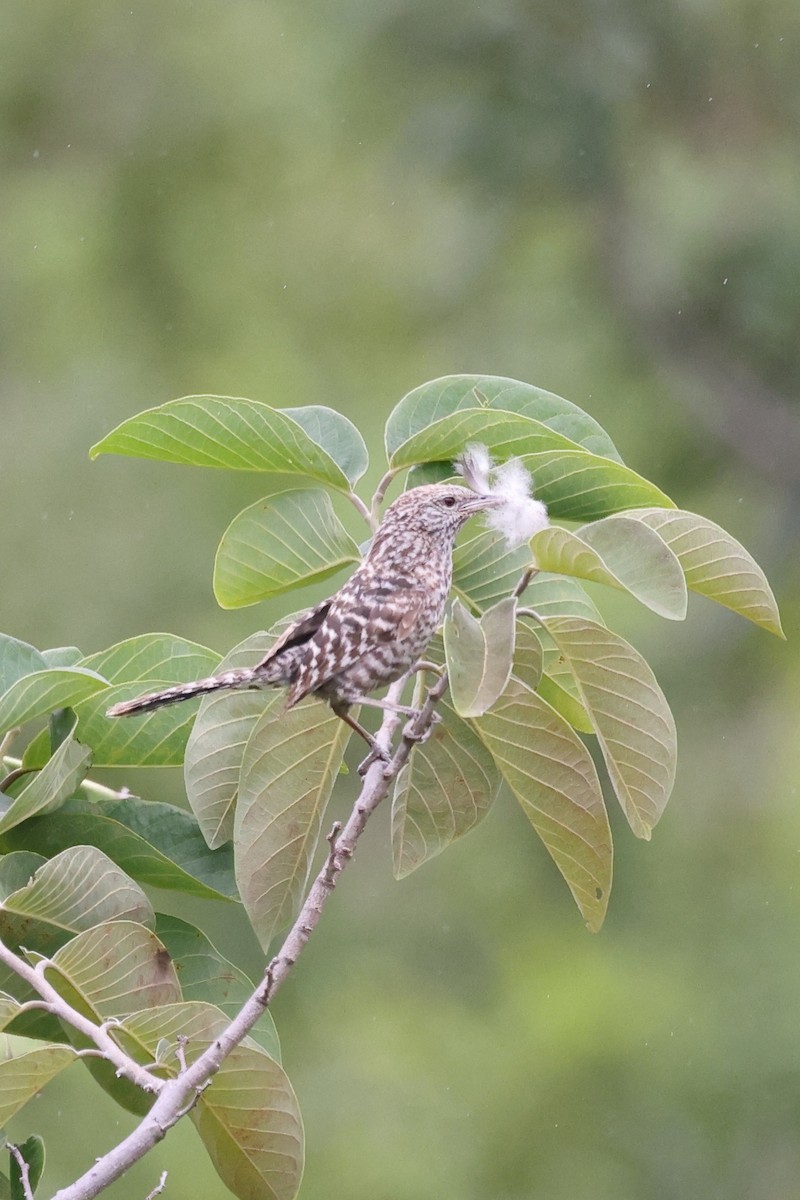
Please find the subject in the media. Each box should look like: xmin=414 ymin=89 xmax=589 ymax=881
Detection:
xmin=460 ymin=493 xmax=503 ymax=514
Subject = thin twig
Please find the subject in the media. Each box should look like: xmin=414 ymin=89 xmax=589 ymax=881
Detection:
xmin=51 ymin=672 xmax=447 ymax=1200
xmin=8 ymin=1145 xmax=34 ymax=1200
xmin=346 ymin=490 xmax=374 ymax=530
xmin=513 ymin=565 xmax=539 ymax=598
xmin=0 ymin=764 xmax=37 ymax=792
xmin=369 ymin=467 xmax=400 ymax=527
xmin=1 ymin=756 xmax=131 ymax=801
xmin=143 ymin=1170 xmax=168 ymax=1200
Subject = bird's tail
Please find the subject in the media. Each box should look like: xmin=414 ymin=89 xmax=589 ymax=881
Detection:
xmin=106 ymin=667 xmax=259 ymax=718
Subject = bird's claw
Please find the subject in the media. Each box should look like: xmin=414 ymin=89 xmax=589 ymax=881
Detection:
xmin=357 ymin=744 xmax=391 ymax=776
xmin=402 ymin=711 xmax=441 ymax=744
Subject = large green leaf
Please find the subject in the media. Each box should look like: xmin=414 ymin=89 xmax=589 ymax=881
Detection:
xmin=452 ymin=529 xmax=531 ymax=613
xmin=443 ymin=597 xmax=517 ymax=718
xmin=475 ymin=679 xmax=612 ymax=931
xmin=90 ymin=395 xmax=354 ymax=492
xmin=283 ymin=405 xmax=369 ymax=486
xmin=392 ymin=700 xmax=500 ymax=879
xmin=0 ymin=1038 xmax=74 ymax=1125
xmin=46 ymin=920 xmax=181 ymax=1018
xmin=0 ymin=847 xmax=154 ymax=953
xmin=519 ymin=450 xmax=675 ymax=521
xmin=118 ymin=1003 xmax=303 ymax=1200
xmin=623 ymin=508 xmax=784 ymax=637
xmin=385 ymin=375 xmax=622 ymax=461
xmin=184 ymin=629 xmax=280 ymax=849
xmin=0 ymin=668 xmax=108 ymax=737
xmin=546 ymin=616 xmax=677 ymax=839
xmin=389 ymin=408 xmax=584 ymax=470
xmin=0 ymin=733 xmax=91 ymax=836
xmin=80 ymin=634 xmax=221 ymax=685
xmin=155 ymin=914 xmax=280 ymax=1059
xmin=522 ymin=572 xmax=606 ymax=624
xmin=235 ymin=696 xmax=351 ymax=949
xmin=214 ymin=488 xmax=359 ymax=609
xmin=23 ymin=635 xmax=222 ymax=769
xmin=531 ymin=518 xmax=688 ymax=620
xmin=0 ymin=637 xmax=47 ymax=697
xmin=2 ymin=794 xmax=237 ymax=902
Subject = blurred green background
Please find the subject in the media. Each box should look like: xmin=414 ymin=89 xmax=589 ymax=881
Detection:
xmin=2 ymin=1 xmax=799 ymax=1197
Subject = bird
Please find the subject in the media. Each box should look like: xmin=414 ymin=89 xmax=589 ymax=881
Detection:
xmin=106 ymin=483 xmax=500 ymax=766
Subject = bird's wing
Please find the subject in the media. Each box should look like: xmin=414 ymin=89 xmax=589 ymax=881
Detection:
xmin=255 ymin=598 xmax=333 ymax=669
xmin=366 ymin=588 xmax=427 ymax=641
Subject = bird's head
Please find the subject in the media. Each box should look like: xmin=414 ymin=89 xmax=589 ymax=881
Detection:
xmin=379 ymin=484 xmax=501 ymax=541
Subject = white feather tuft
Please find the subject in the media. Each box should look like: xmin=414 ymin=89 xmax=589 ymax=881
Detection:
xmin=454 ymin=443 xmax=493 ymax=495
xmin=456 ymin=443 xmax=549 ymax=547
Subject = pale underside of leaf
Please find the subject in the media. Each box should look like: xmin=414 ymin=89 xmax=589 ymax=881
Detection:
xmin=474 ymin=679 xmax=612 ymax=931
xmin=47 ymin=920 xmax=181 ymax=1018
xmin=531 ymin=518 xmax=688 ymax=620
xmin=392 ymin=699 xmax=500 ymax=878
xmin=235 ymin=698 xmax=351 ymax=949
xmin=444 ymin=597 xmax=517 ymax=718
xmin=545 ymin=616 xmax=677 ymax=839
xmin=184 ymin=629 xmax=287 ymax=849
xmin=624 ymin=507 xmax=783 ymax=637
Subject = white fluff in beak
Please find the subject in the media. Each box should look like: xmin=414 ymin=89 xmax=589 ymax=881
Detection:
xmin=455 ymin=443 xmax=549 ymax=547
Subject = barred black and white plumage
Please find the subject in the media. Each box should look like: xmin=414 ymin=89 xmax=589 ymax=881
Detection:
xmin=107 ymin=484 xmax=500 ymax=756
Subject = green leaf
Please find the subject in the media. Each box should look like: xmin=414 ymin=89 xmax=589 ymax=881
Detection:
xmin=531 ymin=518 xmax=688 ymax=620
xmin=118 ymin=1003 xmax=303 ymax=1200
xmin=80 ymin=634 xmax=221 ymax=685
xmin=0 ymin=637 xmax=47 ymax=697
xmin=0 ymin=733 xmax=91 ymax=837
xmin=389 ymin=408 xmax=584 ymax=471
xmin=0 ymin=847 xmax=154 ymax=953
xmin=184 ymin=629 xmax=281 ymax=849
xmin=235 ymin=697 xmax=351 ymax=949
xmin=474 ymin=679 xmax=612 ymax=930
xmin=452 ymin=529 xmax=531 ymax=612
xmin=154 ymin=914 xmax=280 ymax=1060
xmin=385 ymin=375 xmax=622 ymax=461
xmin=519 ymin=450 xmax=675 ymax=521
xmin=20 ymin=635 xmax=224 ymax=770
xmin=392 ymin=700 xmax=500 ymax=878
xmin=9 ymin=1134 xmax=44 ymax=1200
xmin=91 ymin=395 xmax=353 ymax=492
xmin=511 ymin=618 xmax=544 ymax=695
xmin=444 ymin=598 xmax=517 ymax=718
xmin=46 ymin=920 xmax=181 ymax=1018
xmin=623 ymin=508 xmax=784 ymax=637
xmin=214 ymin=488 xmax=360 ymax=609
xmin=546 ymin=616 xmax=677 ymax=839
xmin=283 ymin=405 xmax=369 ymax=486
xmin=41 ymin=647 xmax=83 ymax=668
xmin=0 ymin=1039 xmax=74 ymax=1125
xmin=523 ymin=572 xmax=606 ymax=624
xmin=0 ymin=669 xmax=108 ymax=737
xmin=2 ymin=794 xmax=237 ymax=902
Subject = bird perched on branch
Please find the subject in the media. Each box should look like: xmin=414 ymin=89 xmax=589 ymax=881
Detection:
xmin=107 ymin=484 xmax=500 ymax=763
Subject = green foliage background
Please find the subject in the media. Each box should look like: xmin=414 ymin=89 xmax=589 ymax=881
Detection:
xmin=1 ymin=2 xmax=798 ymax=1197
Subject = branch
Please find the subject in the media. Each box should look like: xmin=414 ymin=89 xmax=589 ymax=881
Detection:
xmin=52 ymin=672 xmax=449 ymax=1200
xmin=0 ymin=940 xmax=164 ymax=1095
xmin=369 ymin=467 xmax=400 ymax=528
xmin=8 ymin=1145 xmax=34 ymax=1200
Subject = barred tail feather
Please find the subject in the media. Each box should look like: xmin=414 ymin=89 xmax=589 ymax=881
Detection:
xmin=106 ymin=668 xmax=258 ymax=718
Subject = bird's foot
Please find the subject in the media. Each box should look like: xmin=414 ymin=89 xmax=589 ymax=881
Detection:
xmin=357 ymin=742 xmax=391 ymax=777
xmin=402 ymin=710 xmax=442 ymax=744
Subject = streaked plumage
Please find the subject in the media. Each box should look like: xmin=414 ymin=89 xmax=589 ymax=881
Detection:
xmin=107 ymin=484 xmax=499 ymax=756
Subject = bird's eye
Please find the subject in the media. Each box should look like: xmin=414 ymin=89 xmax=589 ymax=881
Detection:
xmin=442 ymin=495 xmax=457 ymax=508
